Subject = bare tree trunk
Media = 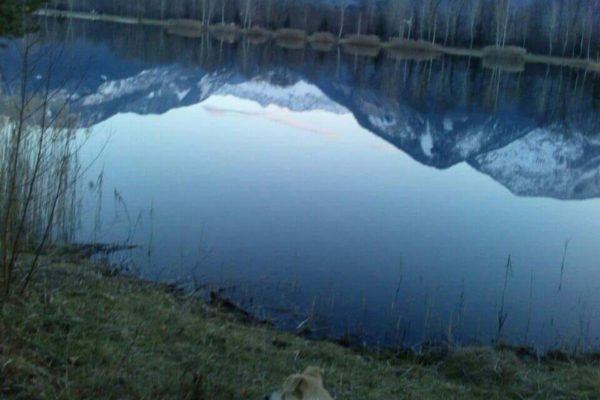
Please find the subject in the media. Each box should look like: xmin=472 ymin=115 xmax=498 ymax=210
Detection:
xmin=563 ymin=25 xmax=570 ymax=56
xmin=431 ymin=10 xmax=438 ymax=44
xmin=579 ymin=21 xmax=585 ymax=57
xmin=338 ymin=5 xmax=346 ymax=38
xmin=266 ymin=0 xmax=272 ymax=26
xmin=304 ymin=8 xmax=309 ymax=30
xmin=244 ymin=0 xmax=252 ymax=28
xmin=160 ymin=0 xmax=166 ymax=20
xmin=548 ymin=2 xmax=558 ymax=55
xmin=495 ymin=1 xmax=502 ymax=46
xmin=587 ymin=16 xmax=593 ymax=59
xmin=420 ymin=2 xmax=426 ymax=39
xmin=443 ymin=3 xmax=451 ymax=45
xmin=207 ymin=3 xmax=213 ymax=25
xmin=469 ymin=0 xmax=481 ymax=49
xmin=521 ymin=16 xmax=528 ymax=47
xmin=501 ymin=0 xmax=511 ymax=47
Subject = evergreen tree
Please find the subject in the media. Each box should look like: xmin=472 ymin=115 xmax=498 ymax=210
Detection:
xmin=233 ymin=10 xmax=241 ymax=25
xmin=375 ymin=14 xmax=386 ymax=38
xmin=0 ymin=0 xmax=43 ymax=37
xmin=319 ymin=16 xmax=329 ymax=32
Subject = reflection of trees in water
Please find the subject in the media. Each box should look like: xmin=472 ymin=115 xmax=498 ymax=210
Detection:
xmin=31 ymin=18 xmax=600 ymax=134
xmin=594 ymin=75 xmax=600 ymax=110
xmin=0 ymin=34 xmax=82 ymax=297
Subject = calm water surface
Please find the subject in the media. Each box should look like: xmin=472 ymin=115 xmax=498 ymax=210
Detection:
xmin=2 ymin=19 xmax=600 ymax=350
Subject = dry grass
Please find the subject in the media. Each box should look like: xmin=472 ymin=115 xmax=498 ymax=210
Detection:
xmin=2 ymin=257 xmax=600 ymax=399
xmin=483 ymin=46 xmax=526 ymax=63
xmin=341 ymin=34 xmax=381 ymax=47
xmin=208 ymin=23 xmax=240 ymax=43
xmin=274 ymin=29 xmax=307 ymax=50
xmin=275 ymin=28 xmax=306 ymax=41
xmin=439 ymin=347 xmax=524 ymax=386
xmin=386 ymin=38 xmax=441 ymax=52
xmin=209 ymin=22 xmax=239 ymax=34
xmin=243 ymin=26 xmax=272 ymax=44
xmin=340 ymin=35 xmax=382 ymax=57
xmin=309 ymin=32 xmax=337 ymax=44
xmin=166 ymin=19 xmax=204 ymax=38
xmin=308 ymin=32 xmax=337 ymax=52
xmin=482 ymin=46 xmax=527 ymax=72
xmin=385 ymin=39 xmax=442 ymax=61
xmin=587 ymin=61 xmax=600 ymax=72
xmin=167 ymin=19 xmax=204 ymax=31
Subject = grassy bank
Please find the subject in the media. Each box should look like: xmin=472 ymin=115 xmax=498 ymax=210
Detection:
xmin=2 ymin=255 xmax=600 ymax=399
xmin=35 ymin=9 xmax=600 ymax=73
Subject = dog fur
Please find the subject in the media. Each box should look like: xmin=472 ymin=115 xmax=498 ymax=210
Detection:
xmin=266 ymin=367 xmax=334 ymax=400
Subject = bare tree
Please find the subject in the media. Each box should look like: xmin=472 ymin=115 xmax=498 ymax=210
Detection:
xmin=338 ymin=0 xmax=347 ymax=38
xmin=429 ymin=0 xmax=443 ymax=44
xmin=501 ymin=0 xmax=511 ymax=47
xmin=468 ymin=0 xmax=481 ymax=48
xmin=160 ymin=0 xmax=167 ymax=20
xmin=243 ymin=0 xmax=252 ymax=28
xmin=357 ymin=12 xmax=363 ymax=36
xmin=387 ymin=0 xmax=412 ymax=39
xmin=494 ymin=0 xmax=511 ymax=47
xmin=587 ymin=13 xmax=594 ymax=60
xmin=547 ymin=0 xmax=558 ymax=55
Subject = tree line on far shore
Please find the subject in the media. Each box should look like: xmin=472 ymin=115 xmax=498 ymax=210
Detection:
xmin=0 ymin=0 xmax=44 ymax=36
xmin=38 ymin=0 xmax=600 ymax=59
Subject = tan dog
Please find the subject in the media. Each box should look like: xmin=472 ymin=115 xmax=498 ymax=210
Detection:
xmin=266 ymin=367 xmax=334 ymax=400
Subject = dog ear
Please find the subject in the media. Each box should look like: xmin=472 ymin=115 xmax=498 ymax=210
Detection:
xmin=282 ymin=374 xmax=308 ymax=397
xmin=302 ymin=366 xmax=323 ymax=386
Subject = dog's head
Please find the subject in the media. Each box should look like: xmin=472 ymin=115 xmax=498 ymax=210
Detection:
xmin=265 ymin=367 xmax=333 ymax=400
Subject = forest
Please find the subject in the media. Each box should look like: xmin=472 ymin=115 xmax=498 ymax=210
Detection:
xmin=43 ymin=0 xmax=600 ymax=59
xmin=0 ymin=0 xmax=44 ymax=36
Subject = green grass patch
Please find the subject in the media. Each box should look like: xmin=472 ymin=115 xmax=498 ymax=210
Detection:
xmin=309 ymin=32 xmax=337 ymax=44
xmin=275 ymin=28 xmax=306 ymax=41
xmin=1 ymin=258 xmax=600 ymax=399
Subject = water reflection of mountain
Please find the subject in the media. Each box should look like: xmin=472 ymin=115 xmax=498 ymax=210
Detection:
xmin=2 ymin=19 xmax=600 ymax=200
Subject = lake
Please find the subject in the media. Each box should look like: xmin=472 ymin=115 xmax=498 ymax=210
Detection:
xmin=2 ymin=17 xmax=600 ymax=351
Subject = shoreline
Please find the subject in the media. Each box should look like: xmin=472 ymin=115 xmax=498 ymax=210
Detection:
xmin=35 ymin=9 xmax=600 ymax=73
xmin=2 ymin=252 xmax=600 ymax=398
